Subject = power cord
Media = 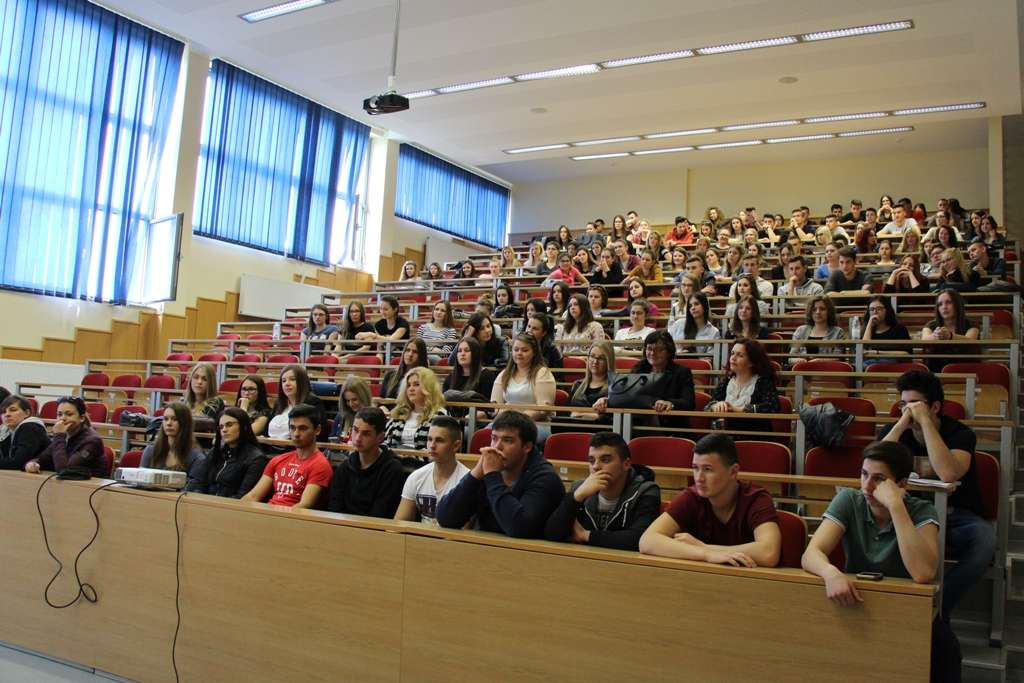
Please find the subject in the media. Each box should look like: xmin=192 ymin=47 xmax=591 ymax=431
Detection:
xmin=172 ymin=490 xmax=188 ymax=683
xmin=35 ymin=474 xmax=119 ymax=609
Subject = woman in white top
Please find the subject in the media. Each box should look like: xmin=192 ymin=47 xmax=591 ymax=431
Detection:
xmin=265 ymin=365 xmax=324 ymax=442
xmin=384 ymin=367 xmax=447 ymax=450
xmin=490 ymin=333 xmax=556 ymax=426
xmin=524 ymin=241 xmax=545 ymax=270
xmin=680 ymin=292 xmax=720 ymax=354
xmin=417 ymin=300 xmax=459 ymax=363
xmin=393 ymin=415 xmax=469 ymax=525
xmin=614 ymin=299 xmax=656 ymax=343
xmin=555 ymin=293 xmax=606 ymax=353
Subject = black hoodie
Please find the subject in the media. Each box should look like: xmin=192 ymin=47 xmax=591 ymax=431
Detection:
xmin=326 ymin=446 xmax=407 ymax=518
xmin=543 ymin=465 xmax=661 ymax=550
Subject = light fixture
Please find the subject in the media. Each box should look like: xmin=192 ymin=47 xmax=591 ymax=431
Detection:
xmin=765 ymin=133 xmax=836 ymax=144
xmin=644 ymin=128 xmax=718 ymax=139
xmin=801 ymin=20 xmax=913 ymax=42
xmin=696 ymin=140 xmax=763 ymax=149
xmin=570 ymin=152 xmax=630 ymax=161
xmin=631 ymin=146 xmax=695 ymax=156
xmin=893 ymin=102 xmax=985 ymax=116
xmin=240 ymin=0 xmax=330 ymax=23
xmin=803 ymin=111 xmax=887 ymax=123
xmin=403 ymin=90 xmax=437 ymax=100
xmin=571 ymin=136 xmax=642 ymax=147
xmin=696 ymin=36 xmax=798 ymax=55
xmin=600 ymin=50 xmax=695 ymax=69
xmin=436 ymin=77 xmax=515 ymax=94
xmin=504 ymin=143 xmax=571 ymax=154
xmin=514 ymin=64 xmax=602 ymax=81
xmin=837 ymin=126 xmax=913 ymax=137
xmin=721 ymin=119 xmax=800 ymax=131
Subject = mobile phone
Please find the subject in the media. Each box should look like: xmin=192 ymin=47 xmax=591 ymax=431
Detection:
xmin=855 ymin=572 xmax=884 ymax=581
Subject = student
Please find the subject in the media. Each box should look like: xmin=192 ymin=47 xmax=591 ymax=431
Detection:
xmin=524 ymin=241 xmax=545 ymax=271
xmin=437 ymin=410 xmax=564 ymax=537
xmin=329 ymin=374 xmax=373 ymax=442
xmin=547 ymin=280 xmax=571 ymax=318
xmin=778 ymin=256 xmax=823 ymax=311
xmin=417 ymin=300 xmax=458 ymax=363
xmin=476 ymin=258 xmax=503 ymax=286
xmin=383 ymin=367 xmax=447 ymax=450
xmin=568 ymin=341 xmax=615 ymax=422
xmin=898 ymin=226 xmax=924 ymax=258
xmin=976 ymin=214 xmax=1004 ymax=249
xmin=881 ymin=370 xmax=994 ymax=617
xmin=618 ymin=330 xmax=695 ymax=430
xmin=921 ymin=289 xmax=979 ymax=372
xmin=491 ymin=333 xmax=557 ymax=428
xmin=327 ymin=407 xmax=407 ymax=518
xmin=0 ymin=395 xmax=49 ymax=470
xmin=394 ymin=416 xmax=470 ymax=525
xmin=547 ymin=251 xmax=588 ymax=286
xmin=815 ymin=242 xmax=841 ymax=280
xmin=639 ymin=433 xmax=781 ymax=566
xmin=535 ymin=240 xmax=561 ymax=276
xmin=371 ymin=295 xmax=411 ymax=342
xmin=380 ymin=338 xmax=428 ymax=401
xmin=451 ymin=312 xmax=510 ymax=368
xmin=204 ymin=407 xmax=268 ymax=498
xmin=967 ymin=240 xmax=1006 ymax=281
xmin=543 ymin=431 xmax=661 ymax=550
xmin=884 ymin=255 xmax=930 ymax=293
xmin=424 ymin=261 xmax=445 ymax=282
xmin=724 ymin=296 xmax=769 ymax=340
xmin=301 ymin=303 xmax=340 ymax=355
xmin=609 ymin=276 xmax=661 ymax=318
xmin=25 ymin=396 xmax=105 ymax=477
xmin=839 ymin=199 xmax=864 ymax=225
xmin=645 ymin=231 xmax=669 ymax=262
xmin=526 ymin=312 xmax=564 ymax=369
xmin=339 ymin=300 xmax=375 ymax=355
xmin=442 ymin=337 xmax=496 ymax=419
xmin=493 ymin=283 xmax=524 ymax=320
xmin=235 ymin=374 xmax=273 ymax=436
xmin=612 ymin=239 xmax=640 ymax=273
xmin=591 ymin=248 xmax=624 ymax=286
xmin=680 ymin=255 xmax=717 ymax=294
xmin=554 ymin=224 xmax=573 ymax=250
xmin=184 ymin=362 xmax=225 ymax=423
xmin=707 ymin=339 xmax=780 ymax=434
xmin=680 ymin=292 xmax=719 ymax=354
xmin=934 ymin=248 xmax=981 ymax=293
xmin=243 ymin=404 xmax=333 ymax=509
xmin=727 ymin=254 xmax=773 ymax=299
xmin=825 ymin=247 xmax=872 ymax=293
xmin=555 ymin=293 xmax=606 ymax=353
xmin=789 ymin=296 xmax=848 ymax=365
xmin=398 ymin=259 xmax=421 ymax=283
xmin=265 ymin=364 xmax=325 ymax=441
xmin=140 ymin=402 xmax=208 ymax=492
xmin=665 ymin=216 xmax=695 ymax=246
xmin=614 ymin=299 xmax=656 ymax=343
xmin=877 ymin=204 xmax=918 ymax=236
xmin=723 ymin=274 xmax=770 ymax=320
xmin=861 ymin=296 xmax=911 ymax=365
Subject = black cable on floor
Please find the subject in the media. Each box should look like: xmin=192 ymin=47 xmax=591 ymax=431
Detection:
xmin=172 ymin=490 xmax=188 ymax=683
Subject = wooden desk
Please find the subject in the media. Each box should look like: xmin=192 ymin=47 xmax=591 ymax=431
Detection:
xmin=0 ymin=472 xmax=935 ymax=682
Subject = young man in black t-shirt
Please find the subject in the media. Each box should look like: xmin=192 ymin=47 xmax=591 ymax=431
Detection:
xmin=825 ymin=247 xmax=872 ymax=294
xmin=880 ymin=370 xmax=995 ymax=618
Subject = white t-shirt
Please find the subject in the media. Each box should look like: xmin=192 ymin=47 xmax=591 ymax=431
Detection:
xmin=615 ymin=326 xmax=656 ymax=341
xmin=401 ymin=461 xmax=471 ymax=525
xmin=267 ymin=410 xmax=291 ymax=439
xmin=878 ymin=217 xmax=918 ymax=236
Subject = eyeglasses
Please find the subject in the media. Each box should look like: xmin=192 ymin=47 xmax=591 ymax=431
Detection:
xmin=240 ymin=386 xmax=258 ymax=393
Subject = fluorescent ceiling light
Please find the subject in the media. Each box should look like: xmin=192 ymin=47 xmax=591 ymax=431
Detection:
xmin=240 ymin=0 xmax=328 ymax=23
xmin=801 ymin=20 xmax=913 ymax=42
xmin=644 ymin=128 xmax=718 ymax=139
xmin=804 ymin=111 xmax=887 ymax=123
xmin=893 ymin=102 xmax=985 ymax=116
xmin=600 ymin=50 xmax=695 ymax=69
xmin=632 ymin=146 xmax=695 ymax=156
xmin=571 ymin=152 xmax=630 ymax=161
xmin=572 ymin=136 xmax=642 ymax=147
xmin=837 ymin=126 xmax=913 ymax=137
xmin=436 ymin=77 xmax=515 ymax=94
xmin=514 ymin=64 xmax=602 ymax=81
xmin=766 ymin=133 xmax=836 ymax=144
xmin=697 ymin=36 xmax=797 ymax=55
xmin=721 ymin=119 xmax=800 ymax=131
xmin=403 ymin=90 xmax=438 ymax=100
xmin=504 ymin=143 xmax=571 ymax=154
xmin=696 ymin=140 xmax=763 ymax=150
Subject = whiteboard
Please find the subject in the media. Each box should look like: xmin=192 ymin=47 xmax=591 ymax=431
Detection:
xmin=238 ymin=273 xmax=339 ymax=320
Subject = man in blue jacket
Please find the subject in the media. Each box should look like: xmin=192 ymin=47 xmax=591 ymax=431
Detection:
xmin=437 ymin=411 xmax=563 ymax=538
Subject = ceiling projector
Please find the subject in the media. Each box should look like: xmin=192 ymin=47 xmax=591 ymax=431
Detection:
xmin=363 ymin=92 xmax=409 ymax=115
xmin=114 ymin=467 xmax=187 ymax=490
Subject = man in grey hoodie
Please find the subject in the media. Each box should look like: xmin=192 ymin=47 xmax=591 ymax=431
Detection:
xmin=543 ymin=432 xmax=661 ymax=551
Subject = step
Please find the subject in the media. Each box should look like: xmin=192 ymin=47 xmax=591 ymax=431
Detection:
xmin=961 ymin=643 xmax=1006 ymax=672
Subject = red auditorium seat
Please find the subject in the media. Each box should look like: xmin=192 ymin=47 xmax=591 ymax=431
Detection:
xmin=119 ymin=450 xmax=143 ymax=469
xmin=776 ymin=510 xmax=808 ymax=569
xmin=469 ymin=427 xmax=492 ymax=454
xmin=808 ymin=397 xmax=876 ymax=446
xmin=627 ymin=437 xmax=694 ymax=468
xmin=543 ymin=432 xmax=591 ymax=462
xmin=85 ymin=402 xmax=108 ymax=424
xmin=111 ymin=374 xmax=142 ymax=400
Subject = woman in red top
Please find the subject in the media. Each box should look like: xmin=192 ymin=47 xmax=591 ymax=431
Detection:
xmin=548 ymin=252 xmax=589 ymax=287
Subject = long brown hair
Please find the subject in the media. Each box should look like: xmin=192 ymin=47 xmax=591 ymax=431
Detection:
xmin=499 ymin=333 xmax=545 ymax=387
xmin=151 ymin=401 xmax=196 ymax=471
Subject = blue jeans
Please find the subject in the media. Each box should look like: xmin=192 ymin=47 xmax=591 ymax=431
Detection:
xmin=943 ymin=508 xmax=996 ymax=617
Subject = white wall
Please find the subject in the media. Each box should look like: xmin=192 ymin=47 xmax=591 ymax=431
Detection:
xmin=510 ymin=168 xmax=688 ymax=237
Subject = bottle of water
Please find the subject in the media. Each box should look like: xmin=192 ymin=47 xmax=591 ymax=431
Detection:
xmin=272 ymin=322 xmax=281 ymax=340
xmin=850 ymin=316 xmax=861 ymax=340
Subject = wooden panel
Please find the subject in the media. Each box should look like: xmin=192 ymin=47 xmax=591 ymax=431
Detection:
xmin=400 ymin=534 xmax=931 ymax=682
xmin=337 ymin=268 xmax=357 ymax=292
xmin=138 ymin=311 xmax=162 ymax=360
xmin=41 ymin=337 xmax=76 ymax=364
xmin=403 ymin=247 xmax=423 ymax=269
xmin=355 ymin=271 xmax=374 ymax=291
xmin=0 ymin=346 xmax=42 ymax=361
xmin=224 ymin=291 xmax=240 ymax=322
xmin=185 ymin=306 xmax=198 ymax=338
xmin=316 ymin=268 xmax=336 ymax=289
xmin=195 ymin=297 xmax=226 ymax=339
xmin=110 ymin=320 xmax=140 ymax=359
xmin=379 ymin=255 xmax=393 ymax=283
xmin=159 ymin=313 xmax=187 ymax=357
xmin=74 ymin=328 xmax=113 ymax=364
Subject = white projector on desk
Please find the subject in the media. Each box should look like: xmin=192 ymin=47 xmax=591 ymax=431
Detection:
xmin=114 ymin=467 xmax=187 ymax=491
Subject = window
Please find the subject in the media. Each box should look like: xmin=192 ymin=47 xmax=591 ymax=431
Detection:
xmin=193 ymin=60 xmax=370 ymax=266
xmin=394 ymin=144 xmax=509 ymax=248
xmin=0 ymin=0 xmax=184 ymax=303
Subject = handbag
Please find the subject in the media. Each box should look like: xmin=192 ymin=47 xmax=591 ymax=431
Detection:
xmin=607 ymin=372 xmax=664 ymax=409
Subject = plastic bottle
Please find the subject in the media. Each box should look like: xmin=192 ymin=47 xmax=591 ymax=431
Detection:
xmin=272 ymin=322 xmax=281 ymax=340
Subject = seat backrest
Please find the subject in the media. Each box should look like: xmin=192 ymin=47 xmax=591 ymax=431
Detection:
xmin=144 ymin=374 xmax=177 ymax=390
xmin=776 ymin=509 xmax=808 ymax=569
xmin=344 ymin=355 xmax=382 ymax=379
xmin=40 ymin=400 xmax=58 ymax=420
xmin=628 ymin=437 xmax=694 ymax=468
xmin=808 ymin=396 xmax=876 ymax=444
xmin=615 ymin=357 xmax=639 ymax=372
xmin=690 ymin=391 xmax=712 ymax=431
xmin=865 ymin=361 xmax=928 ymax=375
xmin=82 ymin=372 xmax=110 ymax=387
xmin=165 ymin=352 xmax=193 ymax=362
xmin=197 ymin=353 xmax=227 ymax=363
xmin=792 ymin=359 xmax=854 ymax=387
xmin=102 ymin=447 xmax=114 ymax=477
xmin=554 ymin=389 xmax=569 ymax=407
xmin=217 ymin=333 xmax=241 ymax=340
xmin=943 ymin=362 xmax=1010 ymax=392
xmin=112 ymin=374 xmax=142 ymax=388
xmin=266 ymin=354 xmax=300 ymax=365
xmin=561 ymin=356 xmax=586 ymax=383
xmin=544 ymin=432 xmax=592 ymax=462
xmin=85 ymin=402 xmax=107 ymax=424
xmin=974 ymin=451 xmax=999 ymax=520
xmin=265 ymin=380 xmax=279 ymax=397
xmin=306 ymin=355 xmax=338 ymax=377
xmin=805 ymin=446 xmax=863 ymax=478
xmin=219 ymin=379 xmax=242 ymax=394
xmin=119 ymin=450 xmax=143 ymax=469
xmin=735 ymin=441 xmax=790 ymax=474
xmin=469 ymin=427 xmax=492 ymax=454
